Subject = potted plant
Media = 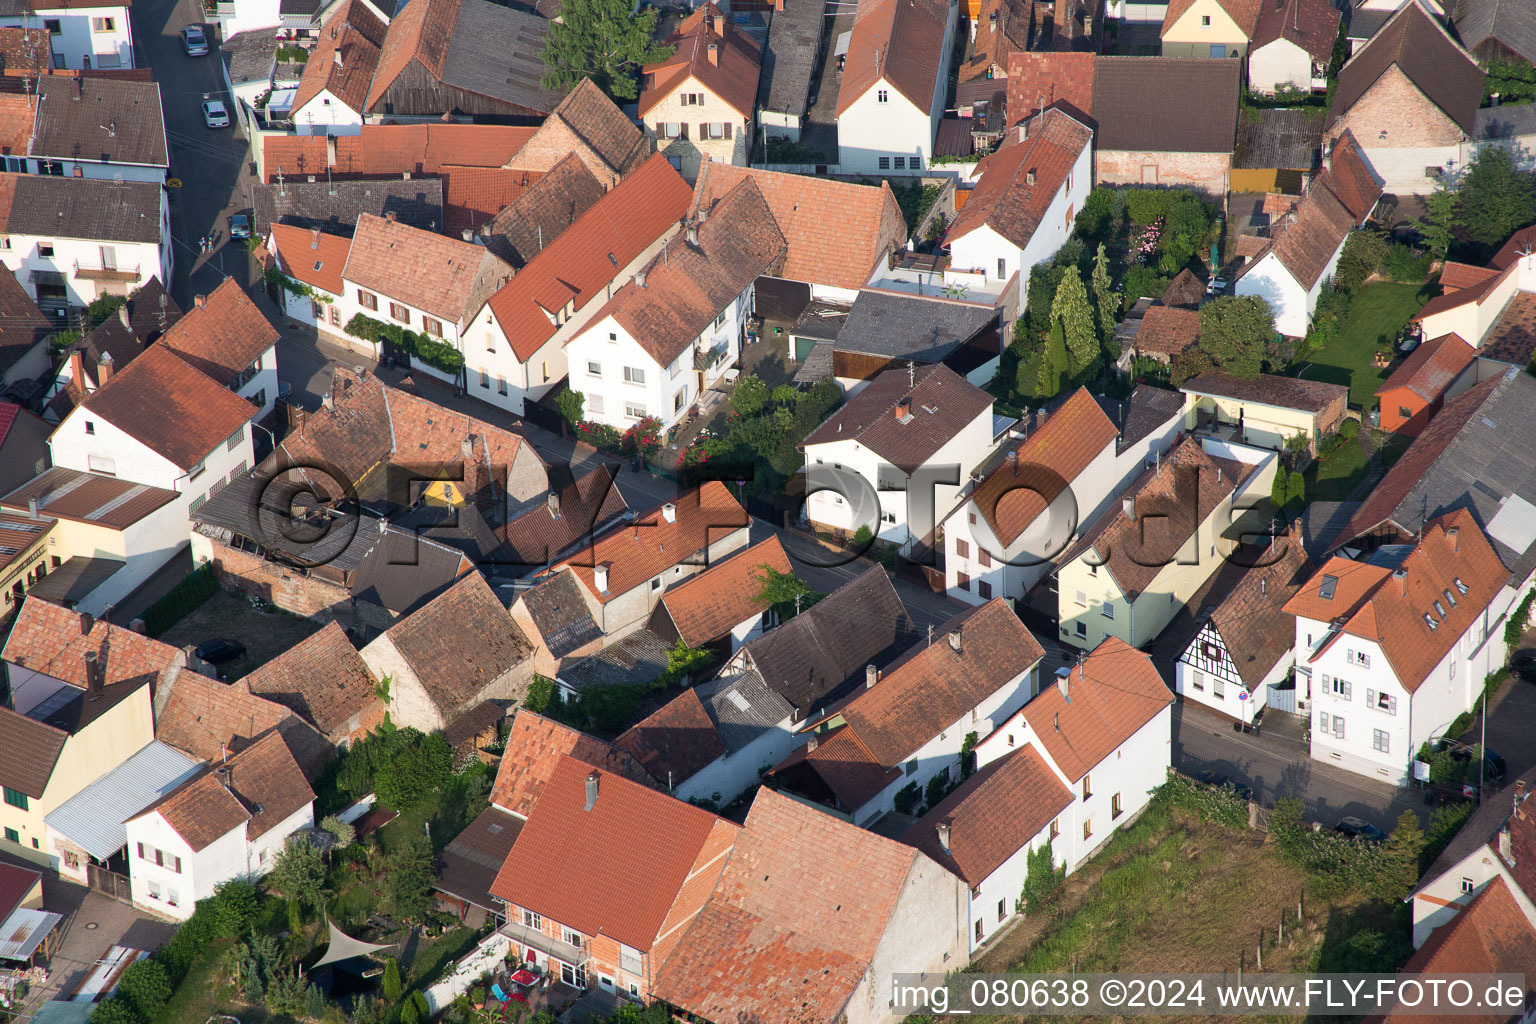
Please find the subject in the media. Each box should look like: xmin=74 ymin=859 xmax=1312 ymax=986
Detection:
xmin=470 ymin=986 xmax=486 ymax=1010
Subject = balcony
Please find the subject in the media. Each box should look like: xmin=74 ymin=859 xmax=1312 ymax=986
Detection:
xmin=73 ymin=260 xmax=141 ymax=284
xmin=499 ymin=919 xmax=586 ymax=968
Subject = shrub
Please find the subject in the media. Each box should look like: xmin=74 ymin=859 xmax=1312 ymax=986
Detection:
xmin=116 ymin=959 xmax=172 ymax=1023
xmin=1384 ymin=243 xmax=1432 ymax=282
xmin=893 ymin=781 xmax=921 ymax=815
xmin=851 ymin=524 xmax=875 ymax=548
xmin=1020 ymin=839 xmax=1065 ymax=915
xmin=1164 ymin=769 xmax=1249 ymax=829
xmin=554 ymin=387 xmax=584 ymax=427
xmin=524 ymin=674 xmax=557 ymax=713
xmin=924 ymin=773 xmax=950 ymax=809
xmin=375 ymin=730 xmax=452 ymax=808
xmin=731 ymin=374 xmax=770 ymax=416
xmin=1122 ymin=265 xmax=1170 ymax=308
xmin=1339 ymin=418 xmax=1360 ymax=440
xmin=89 ymin=999 xmax=141 ymax=1024
xmin=1075 ymin=187 xmax=1117 ymax=241
xmin=1335 ymin=230 xmax=1390 ymax=294
xmin=208 ymin=878 xmax=258 ymax=938
xmin=1286 ymin=469 xmax=1306 ymax=509
xmin=382 ymin=958 xmax=403 ymax=1002
xmin=1506 ymin=591 xmax=1535 ymax=646
xmin=1125 ymin=188 xmax=1177 ymax=225
xmin=266 ymin=840 xmax=329 ymax=915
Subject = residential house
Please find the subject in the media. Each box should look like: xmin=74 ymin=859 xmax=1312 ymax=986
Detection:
xmin=503 ymin=78 xmax=651 ymax=189
xmin=268 ymin=224 xmax=351 ymax=339
xmin=1410 ymin=227 xmax=1536 ymax=375
xmin=565 ymin=178 xmax=785 ymax=432
xmin=802 ymin=363 xmax=996 ymax=553
xmin=1374 ymin=333 xmax=1478 ymax=435
xmin=0 ymin=0 xmax=134 ymax=68
xmin=941 ymin=108 xmax=1094 ymax=309
xmin=770 ymin=598 xmax=1044 ymax=827
xmin=1181 ymin=371 xmax=1350 ymax=451
xmin=0 ymin=502 xmax=56 ymax=620
xmin=158 ymin=279 xmax=280 ymax=419
xmin=359 ymin=572 xmax=533 ymax=734
xmin=44 ymin=278 xmax=180 ymax=423
xmin=1247 ymin=0 xmax=1341 ymax=94
xmin=289 ymin=0 xmax=389 ymax=135
xmin=472 ymin=154 xmax=692 ymax=416
xmin=488 ymin=710 xmax=656 ymax=821
xmin=645 ymin=535 xmax=793 ymax=655
xmin=959 ymin=0 xmax=1030 ymax=83
xmin=539 ymin=482 xmax=751 ymax=640
xmin=691 ymin=163 xmax=908 ymax=318
xmin=0 ymin=599 xmax=168 ymax=867
xmin=612 ymin=565 xmax=912 ymax=807
xmin=508 ymin=571 xmax=606 ymax=678
xmin=553 ymin=628 xmax=672 ymax=704
xmin=1133 ymin=305 xmax=1202 ymax=366
xmin=1450 ymin=0 xmax=1536 ymax=65
xmin=1175 ymin=534 xmax=1310 ymax=724
xmin=756 ymin=0 xmax=825 ymax=141
xmin=0 ymin=268 xmax=53 ymax=395
xmin=1094 ymin=57 xmax=1242 ymax=194
xmin=240 ymin=622 xmax=386 ymax=750
xmin=835 ymin=0 xmax=960 ymax=174
xmin=41 ymin=740 xmax=200 ymax=887
xmin=481 ymin=154 xmax=604 ymax=269
xmin=1056 ymin=435 xmax=1276 ymax=650
xmin=252 ymin=177 xmax=446 ymax=238
xmin=0 ymin=174 xmax=170 ymax=316
xmin=489 ymin=756 xmax=740 ymax=1000
xmin=639 ymin=4 xmax=761 ymax=180
xmin=491 ymin=464 xmax=628 ymax=580
xmin=1234 ymin=140 xmax=1383 ymax=336
xmin=0 ymin=400 xmax=49 ymax=495
xmin=1004 ymin=51 xmax=1095 ymax=125
xmin=1323 ymin=2 xmax=1483 ymax=193
xmin=123 ymin=732 xmax=315 ymax=921
xmin=434 ymin=805 xmax=523 ymax=925
xmin=652 ymin=786 xmax=967 ymax=1024
xmin=1159 ymin=0 xmax=1260 ymax=58
xmin=1035 ymin=0 xmax=1101 ymax=51
xmin=334 ymin=213 xmax=513 ymax=386
xmin=29 ymin=77 xmax=168 ymax=183
xmin=153 ymin=668 xmax=337 ymax=780
xmin=1287 ymin=511 xmax=1524 ymax=784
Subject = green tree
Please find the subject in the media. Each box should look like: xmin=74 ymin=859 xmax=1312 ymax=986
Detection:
xmin=730 ymin=374 xmax=771 ymax=416
xmin=89 ymin=999 xmax=140 ymax=1024
xmin=319 ymin=813 xmax=356 ymax=849
xmin=1379 ymin=810 xmax=1426 ymax=900
xmin=375 ymin=730 xmax=452 ymax=808
xmin=209 ymin=877 xmax=258 ymax=938
xmin=1020 ymin=839 xmax=1065 ymax=915
xmin=382 ymin=958 xmax=403 ymax=1002
xmin=1458 ymin=145 xmax=1536 ymax=249
xmin=304 ymin=982 xmax=328 ymax=1020
xmin=554 ymin=387 xmax=584 ymax=428
xmin=1197 ymin=296 xmax=1275 ymax=379
xmin=1036 ymin=320 xmax=1069 ymax=399
xmin=751 ymin=565 xmax=824 ymax=619
xmin=524 ymin=674 xmax=558 ymax=713
xmin=1413 ymin=178 xmax=1458 ymax=259
xmin=1052 ymin=266 xmax=1098 ymax=376
xmin=1091 ymin=242 xmax=1117 ymax=344
xmin=116 ymin=959 xmax=172 ymax=1023
xmin=266 ymin=839 xmax=330 ymax=916
xmin=539 ymin=0 xmax=673 ymax=101
xmin=1334 ymin=230 xmax=1390 ymax=294
xmin=661 ymin=638 xmax=713 ymax=686
xmin=1285 ymin=469 xmax=1306 ymax=509
xmin=384 ymin=835 xmax=438 ymax=923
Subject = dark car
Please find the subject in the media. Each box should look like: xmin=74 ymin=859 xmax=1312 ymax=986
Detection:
xmin=1512 ymin=650 xmax=1536 ymax=682
xmin=1334 ymin=817 xmax=1386 ymax=842
xmin=229 ymin=213 xmax=251 ymax=239
xmin=195 ymin=638 xmax=247 ymax=665
xmin=1195 ymin=770 xmax=1253 ymax=802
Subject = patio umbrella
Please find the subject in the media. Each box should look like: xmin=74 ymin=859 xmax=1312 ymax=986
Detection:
xmin=313 ymin=921 xmax=395 ymax=969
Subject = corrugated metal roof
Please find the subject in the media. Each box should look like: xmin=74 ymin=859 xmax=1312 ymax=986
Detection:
xmin=44 ymin=741 xmax=202 ymax=861
xmin=1488 ymin=494 xmax=1536 ymax=557
xmin=30 ymin=1002 xmax=95 ymax=1024
xmin=0 ymin=908 xmax=62 ymax=962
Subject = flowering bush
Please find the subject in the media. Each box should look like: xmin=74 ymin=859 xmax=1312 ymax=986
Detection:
xmin=1130 ymin=217 xmax=1163 ymax=265
xmin=622 ymin=416 xmax=663 ymax=456
xmin=576 ymin=420 xmax=623 ymax=452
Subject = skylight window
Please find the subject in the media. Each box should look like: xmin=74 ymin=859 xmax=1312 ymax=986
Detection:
xmin=1455 ymin=578 xmax=1469 ymax=594
xmin=1424 ymin=614 xmax=1438 ymax=630
xmin=1444 ymin=588 xmax=1456 ymax=607
xmin=1433 ymin=600 xmax=1445 ymax=617
xmin=1319 ymin=575 xmax=1338 ymax=600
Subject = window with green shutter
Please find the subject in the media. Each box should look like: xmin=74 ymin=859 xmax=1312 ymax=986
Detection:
xmin=2 ymin=787 xmax=27 ymax=811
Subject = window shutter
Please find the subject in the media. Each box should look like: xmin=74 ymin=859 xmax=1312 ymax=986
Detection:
xmin=173 ymin=855 xmax=182 ymax=874
xmin=1342 ymin=680 xmax=1352 ymax=700
xmin=680 ymin=122 xmax=689 ymax=140
xmin=698 ymin=122 xmax=706 ymax=139
xmin=136 ymin=842 xmax=145 ymax=859
xmin=1321 ymin=673 xmax=1330 ymax=688
xmin=723 ymin=122 xmax=732 ymax=139
xmin=1389 ymin=695 xmax=1398 ymax=715
xmin=1366 ymin=688 xmax=1375 ymax=707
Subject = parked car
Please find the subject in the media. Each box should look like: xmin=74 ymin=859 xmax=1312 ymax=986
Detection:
xmin=1511 ymin=650 xmax=1536 ymax=682
xmin=195 ymin=638 xmax=247 ymax=665
xmin=1334 ymin=817 xmax=1386 ymax=842
xmin=1431 ymin=737 xmax=1507 ymax=785
xmin=202 ymin=98 xmax=230 ymax=129
xmin=229 ymin=213 xmax=251 ymax=239
xmin=1195 ymin=770 xmax=1253 ymax=802
xmin=181 ymin=24 xmax=209 ymax=56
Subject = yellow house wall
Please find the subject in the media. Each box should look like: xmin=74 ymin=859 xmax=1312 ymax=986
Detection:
xmin=1162 ymin=0 xmax=1251 ymax=52
xmin=1182 ymin=393 xmax=1322 ymax=448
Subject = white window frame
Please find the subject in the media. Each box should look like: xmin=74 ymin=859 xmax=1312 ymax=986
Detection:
xmin=623 ymin=366 xmax=645 ymax=385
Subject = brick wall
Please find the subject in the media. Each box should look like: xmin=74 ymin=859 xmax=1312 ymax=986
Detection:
xmin=206 ymin=537 xmax=395 ymax=635
xmin=1326 ymin=65 xmax=1463 ymax=150
xmin=1095 ymin=149 xmax=1231 ymax=197
xmin=507 ymin=124 xmax=622 ymax=188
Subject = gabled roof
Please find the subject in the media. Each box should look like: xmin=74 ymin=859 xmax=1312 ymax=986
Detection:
xmin=801 ymin=363 xmax=993 ymax=475
xmin=901 ymin=745 xmax=1074 ymax=884
xmin=483 ymin=153 xmax=605 ymax=269
xmin=292 ymin=0 xmax=387 ymax=115
xmin=959 ymin=0 xmax=1030 ymax=81
xmin=155 ymin=671 xmax=333 ymax=779
xmin=1379 ymin=880 xmax=1536 ymax=1006
xmin=691 ymin=163 xmax=907 ymax=291
xmin=343 ymin=212 xmax=512 ymax=324
xmin=1005 ymin=50 xmax=1095 ymax=124
xmin=489 ymin=755 xmax=734 ymax=949
xmin=560 ymin=482 xmax=748 ymax=605
xmin=515 ymin=570 xmax=603 ymax=658
xmin=640 ymin=3 xmax=762 ymax=119
xmin=1090 ymin=57 xmax=1241 ymax=153
xmin=1251 ymin=0 xmax=1338 ymax=59
xmin=1451 ymin=0 xmax=1536 ymax=65
xmin=379 ymin=572 xmax=532 ymax=714
xmin=656 ymin=535 xmax=792 ymax=647
xmin=1182 ymin=370 xmax=1348 ymax=412
xmin=240 ymin=622 xmax=384 ymax=739
xmin=836 ymin=0 xmax=952 ymax=116
xmin=158 ymin=279 xmax=279 ymax=388
xmin=496 ymin=463 xmax=628 ymax=571
xmin=0 ymin=173 xmax=163 ymax=244
xmin=946 ymin=108 xmax=1092 ymax=250
xmin=613 ymin=687 xmax=727 ymax=786
xmin=0 ymin=863 xmax=40 ymax=920
xmin=0 ymin=708 xmax=67 ymax=800
xmin=271 ymin=223 xmax=351 ymax=296
xmin=489 ymin=710 xmax=656 ymax=817
xmin=507 ymin=78 xmax=650 ymax=185
xmin=1161 ymin=0 xmax=1261 ymax=38
xmin=1375 ymin=333 xmax=1476 ymax=402
xmin=967 ymin=386 xmax=1119 ymax=547
xmin=0 ymin=265 xmax=49 ymax=379
xmin=1261 ymin=176 xmax=1357 ymax=290
xmin=1022 ymin=636 xmax=1172 ymax=782
xmin=435 ymin=805 xmax=524 ymax=912
xmin=832 ymin=289 xmax=998 ymax=363
xmin=1327 ymin=1 xmax=1482 ymax=136
xmin=1282 ymin=552 xmax=1390 ymax=622
xmin=32 ymin=77 xmax=167 ymax=169
xmin=1200 ymin=538 xmax=1312 ymax=691
xmin=3 ymin=597 xmax=179 ymax=693
xmin=366 ymin=0 xmax=458 ymax=111
xmin=590 ymin=178 xmax=785 ymax=366
xmin=1134 ymin=304 xmax=1202 ymax=359
xmin=1489 ymin=226 xmax=1536 ymax=271
xmin=1320 ymin=135 xmax=1384 ymax=226
xmin=253 ymin=177 xmax=445 ymax=237
xmin=43 ymin=742 xmax=203 ymax=862
xmin=652 ymin=786 xmax=919 ymax=1024
xmin=49 ymin=277 xmax=179 ymax=416
xmin=0 ymin=467 xmax=177 ymax=530
xmin=261 ymin=123 xmax=535 ymax=180
xmin=487 ymin=153 xmax=691 ymax=362
xmin=1438 ymin=262 xmax=1501 ymax=292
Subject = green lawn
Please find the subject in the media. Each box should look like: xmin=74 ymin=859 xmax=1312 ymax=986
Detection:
xmin=1298 ymin=282 xmax=1435 ymax=411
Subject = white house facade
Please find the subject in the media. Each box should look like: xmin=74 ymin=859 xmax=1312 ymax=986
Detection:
xmin=834 ymin=0 xmax=958 ymax=175
xmin=2 ymin=3 xmax=135 ymax=68
xmin=1248 ymin=36 xmax=1327 ymax=95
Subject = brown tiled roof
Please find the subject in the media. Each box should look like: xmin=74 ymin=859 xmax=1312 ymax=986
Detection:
xmin=1282 ymin=553 xmax=1390 ymax=622
xmin=495 ymin=464 xmax=628 ymax=570
xmin=901 ymin=745 xmax=1074 ymax=884
xmin=292 ymin=0 xmax=387 ymax=115
xmin=3 ymin=597 xmax=179 ymax=692
xmin=343 ymin=213 xmax=512 ymax=324
xmin=1375 ymin=333 xmax=1475 ymax=402
xmin=652 ymin=787 xmax=918 ymax=1024
xmin=508 ymin=78 xmax=649 ymax=184
xmin=1251 ymin=0 xmax=1336 ymax=57
xmin=561 ymin=482 xmax=749 ymax=605
xmin=484 ymin=153 xmax=604 ymax=268
xmin=1023 ymin=636 xmax=1172 ymax=782
xmin=1412 ymin=263 xmax=1513 ymax=322
xmin=1437 ymin=262 xmax=1499 ymax=292
xmin=960 ymin=0 xmax=1030 ymax=81
xmin=0 ymin=93 xmax=35 ymax=160
xmin=1091 ymin=57 xmax=1241 ymax=153
xmin=490 ymin=755 xmax=734 ymax=948
xmin=139 ymin=731 xmax=314 ymax=851
xmin=1320 ymin=135 xmax=1382 ymax=226
xmin=158 ymin=279 xmax=278 ymax=388
xmin=802 ymin=364 xmax=993 ymax=475
xmin=271 ymin=223 xmax=351 ymax=296
xmin=381 ymin=572 xmax=532 ymax=713
xmin=139 ymin=762 xmax=248 ymax=852
xmin=490 ymin=709 xmax=655 ymax=816
xmin=366 ymin=0 xmax=458 ymax=111
xmin=837 ymin=0 xmax=951 ymax=115
xmin=240 ymin=622 xmax=385 ymax=740
xmin=1006 ymin=51 xmax=1095 ymax=124
xmin=0 ymin=709 xmax=66 ymax=800
xmin=81 ymin=345 xmax=254 ymax=471
xmin=1262 ymin=175 xmax=1357 ymax=290
xmin=155 ymin=671 xmax=332 ymax=779
xmin=771 ymin=725 xmax=897 ymax=812
xmin=1161 ymin=269 xmax=1207 ymax=309
xmin=1182 ymin=369 xmax=1348 ymax=412
xmin=1378 ymin=877 xmax=1536 ymax=1011
xmin=691 ymin=164 xmax=908 ymax=291
xmin=968 ymin=387 xmax=1118 ymax=547
xmin=594 ymin=178 xmax=785 ymax=366
xmin=488 ymin=153 xmax=691 ymax=362
xmin=1204 ymin=537 xmax=1311 ymax=691
xmin=434 ymin=805 xmax=524 ymax=910
xmin=0 ymin=862 xmax=41 ymax=919
xmin=262 ymin=124 xmax=536 ymax=182
xmin=0 ymin=28 xmax=51 ymax=76
xmin=0 ymin=467 xmax=177 ymax=530
xmin=946 ymin=108 xmax=1092 ymax=251
xmin=1328 ymin=2 xmax=1483 ymax=136
xmin=1489 ymin=226 xmax=1536 ymax=271
xmin=1161 ymin=0 xmax=1260 ymax=37
xmin=657 ymin=535 xmax=792 ymax=647
xmin=0 ymin=264 xmax=47 ymax=378
xmin=1135 ymin=305 xmax=1202 ymax=358
xmin=640 ymin=4 xmax=762 ymax=119
xmin=1062 ymin=436 xmax=1246 ymax=602
xmin=613 ymin=687 xmax=727 ymax=786
xmin=440 ymin=166 xmax=538 ymax=237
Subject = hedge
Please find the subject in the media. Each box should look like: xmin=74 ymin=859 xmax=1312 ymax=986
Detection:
xmin=344 ymin=312 xmax=464 ymax=375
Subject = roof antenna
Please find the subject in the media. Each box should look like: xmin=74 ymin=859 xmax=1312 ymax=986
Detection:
xmin=927 ymin=622 xmax=934 ymax=646
xmin=908 ymin=360 xmax=916 ymax=388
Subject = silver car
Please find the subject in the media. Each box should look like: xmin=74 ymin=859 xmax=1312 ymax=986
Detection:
xmin=181 ymin=24 xmax=209 ymax=56
xmin=202 ymin=98 xmax=230 ymax=129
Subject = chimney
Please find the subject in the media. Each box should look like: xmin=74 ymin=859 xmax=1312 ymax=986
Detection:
xmin=194 ymin=293 xmax=207 ymax=310
xmin=385 ymin=211 xmax=397 ymax=222
xmin=775 ymin=0 xmax=783 ymax=10
xmin=462 ymin=228 xmax=474 ymax=242
xmin=460 ymin=435 xmax=474 ymax=462
xmin=1122 ymin=495 xmax=1135 ymax=519
xmin=1006 ymin=449 xmax=1018 ymax=475
xmin=948 ymin=629 xmax=962 ymax=653
xmin=69 ymin=349 xmax=85 ymax=391
xmin=584 ymin=771 xmax=600 ymax=810
xmin=865 ymin=664 xmax=877 ymax=689
xmin=661 ymin=502 xmax=677 ymax=524
xmin=1026 ymin=169 xmax=1036 ymax=186
xmin=97 ymin=351 xmax=113 ymax=386
xmin=326 ymin=134 xmax=338 ymax=168
xmin=1448 ymin=526 xmax=1460 ymax=552
xmin=402 ymin=170 xmax=411 ymax=180
xmin=83 ymin=650 xmax=102 ymax=693
xmin=72 ymin=76 xmax=82 ymax=100
xmin=1056 ymin=666 xmax=1071 ymax=701
xmin=636 ymin=270 xmax=647 ymax=288
xmin=1217 ymin=466 xmax=1222 ymax=485
xmin=707 ymin=42 xmax=719 ymax=66
xmin=895 ymin=397 xmax=912 ymax=421
xmin=79 ymin=611 xmax=94 ymax=635
xmin=936 ymin=822 xmax=951 ymax=853
xmin=686 ymin=224 xmax=699 ymax=245
xmin=806 ymin=734 xmax=819 ymax=752
xmin=547 ymin=490 xmax=562 ymax=519
xmin=27 ymin=497 xmax=39 ymax=519
xmin=333 ymin=47 xmax=342 ymax=67
xmin=1394 ymin=567 xmax=1407 ymax=596
xmin=594 ymin=562 xmax=610 ymax=593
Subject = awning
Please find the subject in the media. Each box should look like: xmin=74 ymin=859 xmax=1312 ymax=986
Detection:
xmin=313 ymin=921 xmax=395 ymax=969
xmin=0 ymin=908 xmax=63 ymax=962
xmin=834 ymin=29 xmax=851 ymax=56
xmin=45 ymin=741 xmax=201 ymax=862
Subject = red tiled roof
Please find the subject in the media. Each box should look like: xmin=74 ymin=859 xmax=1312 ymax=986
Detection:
xmin=657 ymin=535 xmax=792 ymax=647
xmin=81 ymin=345 xmax=254 ymax=470
xmin=771 ymin=724 xmax=898 ymax=812
xmin=440 ymin=165 xmax=540 ymax=237
xmin=485 ymin=154 xmax=604 ymax=268
xmin=1006 ymin=51 xmax=1095 ymax=124
xmin=1251 ymin=0 xmax=1339 ymax=59
xmin=0 ymin=862 xmax=40 ymax=919
xmin=1375 ymin=333 xmax=1476 ymax=403
xmin=1267 ymin=179 xmax=1357 ymax=290
xmin=1489 ymin=226 xmax=1536 ymax=271
xmin=271 ymin=223 xmax=351 ymax=296
xmin=0 ymin=94 xmax=33 ymax=156
xmin=2 ymin=597 xmax=179 ymax=692
xmin=1319 ymin=135 xmax=1383 ymax=227
xmin=489 ymin=755 xmax=733 ymax=949
xmin=155 ymin=672 xmax=333 ymax=779
xmin=837 ymin=0 xmax=952 ymax=116
xmin=946 ymin=108 xmax=1092 ymax=251
xmin=1411 ymin=262 xmax=1513 ymax=321
xmin=135 ymin=731 xmax=314 ymax=852
xmin=959 ymin=0 xmax=1030 ymax=82
xmin=1022 ymin=636 xmax=1172 ymax=782
xmin=1438 ymin=262 xmax=1500 ymax=293
xmin=262 ymin=124 xmax=536 ymax=182
xmin=487 ymin=153 xmax=691 ymax=362
xmin=489 ymin=710 xmax=655 ymax=816
xmin=612 ymin=687 xmax=727 ymax=786
xmin=240 ymin=622 xmax=385 ymax=741
xmin=1283 ymin=553 xmax=1391 ymax=622
xmin=1134 ymin=304 xmax=1202 ymax=359
xmin=343 ymin=213 xmax=513 ymax=324
xmin=292 ymin=0 xmax=387 ymax=115
xmin=640 ymin=3 xmax=762 ymax=119
xmin=158 ymin=279 xmax=278 ymax=388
